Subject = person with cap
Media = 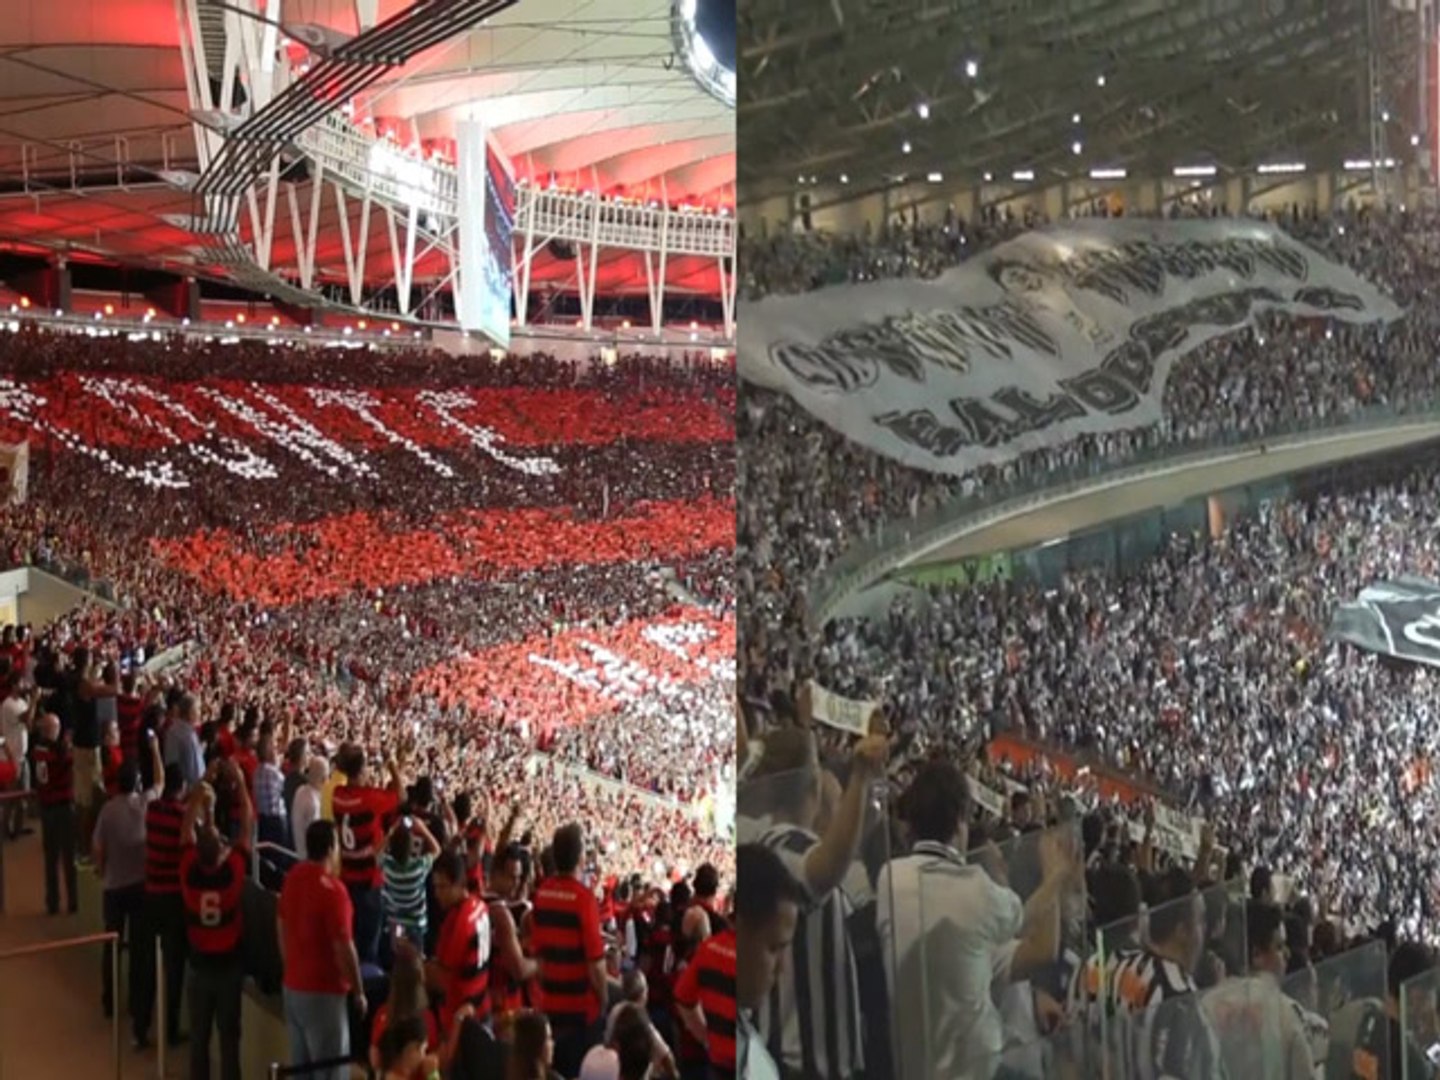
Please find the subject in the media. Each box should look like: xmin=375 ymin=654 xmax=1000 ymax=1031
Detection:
xmin=177 ymin=758 xmax=253 ymax=1080
xmin=91 ymin=727 xmax=163 ymax=1040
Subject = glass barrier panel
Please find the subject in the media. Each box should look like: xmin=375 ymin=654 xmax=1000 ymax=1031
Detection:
xmin=1280 ymin=940 xmax=1389 ymax=1080
xmin=1094 ymin=881 xmax=1238 ymax=1079
xmin=738 ymin=760 xmax=892 ymax=1080
xmin=1400 ymin=967 xmax=1440 ymax=1080
xmin=973 ymin=1017 xmax=1085 ymax=1080
xmin=895 ymin=823 xmax=1085 ymax=1080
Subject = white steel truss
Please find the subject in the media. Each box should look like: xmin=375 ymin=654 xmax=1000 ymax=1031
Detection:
xmin=170 ymin=0 xmax=734 ymax=339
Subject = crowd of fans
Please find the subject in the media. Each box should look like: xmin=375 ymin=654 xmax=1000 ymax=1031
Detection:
xmin=738 ymin=203 xmax=1440 ymax=1078
xmin=0 ymin=336 xmax=739 ymax=1079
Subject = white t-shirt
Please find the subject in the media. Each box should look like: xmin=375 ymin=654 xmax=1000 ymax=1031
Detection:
xmin=876 ymin=840 xmax=1024 ymax=1080
xmin=1200 ymin=974 xmax=1315 ymax=1080
xmin=1 ymin=694 xmax=28 ymax=767
xmin=291 ymin=784 xmax=322 ymax=854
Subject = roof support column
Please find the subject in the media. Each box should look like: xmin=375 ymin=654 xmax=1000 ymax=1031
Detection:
xmin=581 ymin=167 xmax=601 ymax=332
xmin=717 ymin=253 xmax=735 ymax=342
xmin=515 ymin=192 xmax=536 ymax=328
xmin=651 ymin=180 xmax=670 ymax=334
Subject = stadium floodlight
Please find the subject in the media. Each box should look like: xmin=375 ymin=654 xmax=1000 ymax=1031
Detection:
xmin=1096 ymin=74 xmax=1106 ymax=87
xmin=1012 ymin=169 xmax=1035 ymax=181
xmin=1173 ymin=165 xmax=1218 ymax=177
xmin=673 ymin=0 xmax=733 ymax=108
xmin=1089 ymin=168 xmax=1127 ymax=180
xmin=902 ymin=141 xmax=912 ymax=154
xmin=1072 ymin=113 xmax=1081 ymax=124
xmin=964 ymin=59 xmax=979 ymax=78
xmin=1413 ymin=134 xmax=1422 ymax=146
xmin=839 ymin=174 xmax=849 ymax=184
xmin=1342 ymin=158 xmax=1397 ymax=170
xmin=983 ymin=171 xmax=993 ymax=182
xmin=1071 ymin=141 xmax=1082 ymax=155
xmin=916 ymin=102 xmax=930 ymax=120
xmin=927 ymin=172 xmax=944 ymax=183
xmin=1256 ymin=162 xmax=1305 ymax=174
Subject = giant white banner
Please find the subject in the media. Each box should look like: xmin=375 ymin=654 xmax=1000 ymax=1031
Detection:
xmin=741 ymin=220 xmax=1403 ymax=475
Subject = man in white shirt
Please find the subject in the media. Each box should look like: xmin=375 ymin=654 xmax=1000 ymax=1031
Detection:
xmin=876 ymin=760 xmax=1073 ymax=1080
xmin=1 ymin=682 xmax=31 ymax=839
xmin=1200 ymin=901 xmax=1317 ymax=1079
xmin=291 ymin=756 xmax=328 ymax=854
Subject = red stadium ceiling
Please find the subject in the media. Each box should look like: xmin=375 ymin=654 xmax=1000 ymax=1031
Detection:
xmin=0 ymin=0 xmax=733 ymax=300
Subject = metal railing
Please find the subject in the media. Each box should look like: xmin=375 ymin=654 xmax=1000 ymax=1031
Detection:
xmin=0 ymin=932 xmax=120 ymax=1080
xmin=252 ymin=839 xmax=299 ymax=886
xmin=811 ymin=399 xmax=1440 ymax=623
xmin=0 ymin=789 xmax=34 ymax=915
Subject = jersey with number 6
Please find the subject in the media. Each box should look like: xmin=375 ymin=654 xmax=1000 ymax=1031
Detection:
xmin=436 ymin=892 xmax=493 ymax=1027
xmin=179 ymin=846 xmax=247 ymax=956
xmin=331 ymin=784 xmax=399 ymax=889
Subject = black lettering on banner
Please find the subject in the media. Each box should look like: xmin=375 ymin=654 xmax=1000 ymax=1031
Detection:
xmin=1129 ymin=309 xmax=1190 ymax=359
xmin=990 ymin=387 xmax=1086 ymax=430
xmin=1252 ymin=239 xmax=1308 ymax=281
xmin=1059 ymin=237 xmax=1309 ymax=305
xmin=988 ymin=303 xmax=1060 ymax=357
xmin=868 ymin=324 xmax=930 ymax=383
xmin=1292 ymin=286 xmax=1365 ymax=313
xmin=873 ymin=409 xmax=971 ymax=458
xmin=893 ymin=312 xmax=979 ymax=375
xmin=1058 ymin=369 xmax=1139 ymax=415
xmin=1101 ymin=340 xmax=1155 ymax=395
xmin=947 ymin=398 xmax=1023 ymax=447
xmin=771 ymin=341 xmax=878 ymax=394
xmin=1209 ymin=240 xmax=1257 ymax=281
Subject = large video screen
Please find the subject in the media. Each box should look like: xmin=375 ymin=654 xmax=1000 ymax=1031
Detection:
xmin=479 ymin=143 xmax=516 ymax=348
xmin=456 ymin=122 xmax=514 ymax=349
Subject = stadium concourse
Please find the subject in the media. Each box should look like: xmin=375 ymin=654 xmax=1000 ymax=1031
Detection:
xmin=737 ymin=201 xmax=1440 ymax=1080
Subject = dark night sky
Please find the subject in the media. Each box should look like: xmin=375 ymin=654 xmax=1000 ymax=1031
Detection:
xmin=695 ymin=0 xmax=735 ymax=72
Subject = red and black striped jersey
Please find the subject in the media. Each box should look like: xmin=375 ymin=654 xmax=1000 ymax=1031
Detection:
xmin=436 ymin=892 xmax=492 ymax=1027
xmin=116 ymin=695 xmax=144 ymax=762
xmin=532 ymin=876 xmax=605 ymax=1027
xmin=144 ymin=797 xmax=185 ymax=894
xmin=30 ymin=739 xmax=72 ymax=806
xmin=674 ymin=929 xmax=737 ymax=1071
xmin=330 ymin=783 xmax=399 ymax=889
xmin=179 ymin=847 xmax=247 ymax=956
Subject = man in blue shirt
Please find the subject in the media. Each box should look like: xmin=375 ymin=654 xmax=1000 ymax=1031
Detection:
xmin=163 ymin=693 xmax=204 ymax=789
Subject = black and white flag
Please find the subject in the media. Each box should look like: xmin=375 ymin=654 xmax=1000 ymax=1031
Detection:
xmin=1330 ymin=576 xmax=1440 ymax=667
xmin=742 ymin=220 xmax=1403 ymax=475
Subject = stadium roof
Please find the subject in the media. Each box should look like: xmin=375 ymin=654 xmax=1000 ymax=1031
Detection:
xmin=739 ymin=0 xmax=1417 ymax=210
xmin=0 ymin=0 xmax=734 ymax=302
